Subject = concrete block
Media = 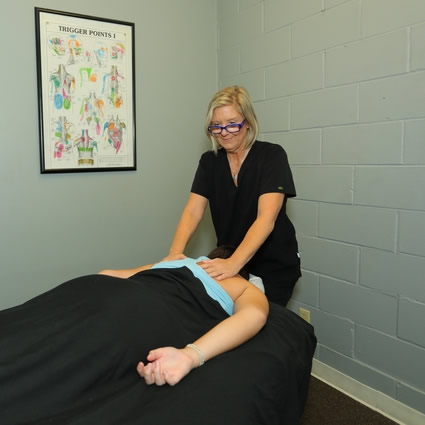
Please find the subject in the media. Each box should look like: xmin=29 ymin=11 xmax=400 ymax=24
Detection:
xmin=354 ymin=166 xmax=425 ymax=210
xmin=292 ymin=1 xmax=361 ymax=57
xmin=399 ymin=211 xmax=425 ymax=256
xmin=325 ymin=0 xmax=352 ymax=8
xmin=287 ymin=199 xmax=318 ymax=237
xmin=220 ymin=69 xmax=265 ymax=101
xmin=405 ymin=119 xmax=425 ymax=165
xmin=355 ymin=325 xmax=425 ymax=391
xmin=241 ymin=26 xmax=290 ymax=71
xmin=318 ymin=203 xmax=397 ymax=250
xmin=266 ymin=129 xmax=321 ymax=165
xmin=218 ymin=0 xmax=262 ymax=48
xmin=236 ymin=2 xmax=264 ymax=43
xmin=298 ymin=235 xmax=358 ymax=283
xmin=291 ymin=85 xmax=358 ymax=129
xmin=218 ymin=46 xmax=240 ymax=77
xmin=320 ymin=276 xmax=397 ymax=334
xmin=397 ymin=383 xmax=425 ymax=416
xmin=323 ymin=122 xmax=402 ymax=164
xmin=362 ymin=0 xmax=425 ymax=37
xmin=217 ymin=0 xmax=239 ymax=47
xmin=359 ymin=71 xmax=425 ymax=123
xmin=239 ymin=0 xmax=262 ymax=11
xmin=410 ymin=22 xmax=425 ymax=71
xmin=360 ymin=247 xmax=425 ymax=302
xmin=319 ymin=346 xmax=397 ymax=397
xmin=265 ymin=0 xmax=322 ymax=32
xmin=313 ymin=308 xmax=354 ymax=356
xmin=292 ymin=165 xmax=353 ymax=203
xmin=325 ymin=29 xmax=407 ymax=87
xmin=254 ymin=97 xmax=290 ymax=132
xmin=290 ymin=270 xmax=319 ymax=306
xmin=398 ymin=298 xmax=425 ymax=348
xmin=266 ymin=53 xmax=323 ymax=98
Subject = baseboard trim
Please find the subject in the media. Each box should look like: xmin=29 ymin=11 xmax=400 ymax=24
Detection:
xmin=311 ymin=359 xmax=425 ymax=425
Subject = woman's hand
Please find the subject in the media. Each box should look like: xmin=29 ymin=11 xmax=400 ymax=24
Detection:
xmin=161 ymin=253 xmax=187 ymax=262
xmin=137 ymin=346 xmax=198 ymax=386
xmin=198 ymin=258 xmax=239 ymax=281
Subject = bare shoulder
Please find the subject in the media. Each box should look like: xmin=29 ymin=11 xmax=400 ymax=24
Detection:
xmin=218 ymin=275 xmax=267 ymax=303
xmin=217 ymin=275 xmax=250 ymax=301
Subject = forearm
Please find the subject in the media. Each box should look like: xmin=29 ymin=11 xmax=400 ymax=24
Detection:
xmin=197 ymin=215 xmax=276 ymax=280
xmin=230 ymin=215 xmax=275 ymax=270
xmin=230 ymin=192 xmax=284 ymax=271
xmin=98 ymin=264 xmax=153 ymax=278
xmin=169 ymin=195 xmax=206 ymax=255
xmin=168 ymin=214 xmax=198 ymax=255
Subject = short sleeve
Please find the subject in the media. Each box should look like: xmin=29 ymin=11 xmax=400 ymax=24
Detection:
xmin=191 ymin=152 xmax=212 ymax=198
xmin=259 ymin=144 xmax=296 ymax=197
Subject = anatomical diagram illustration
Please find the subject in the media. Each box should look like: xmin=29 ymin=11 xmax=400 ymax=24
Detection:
xmin=50 ymin=64 xmax=75 ymax=110
xmin=80 ymin=92 xmax=105 ymax=135
xmin=41 ymin=21 xmax=131 ymax=170
xmin=102 ymin=65 xmax=124 ymax=109
xmin=103 ymin=116 xmax=126 ymax=154
xmin=54 ymin=116 xmax=74 ymax=159
xmin=74 ymin=129 xmax=98 ymax=166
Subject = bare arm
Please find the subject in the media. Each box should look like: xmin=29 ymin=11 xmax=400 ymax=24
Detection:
xmin=164 ymin=193 xmax=208 ymax=260
xmin=199 ymin=192 xmax=284 ymax=280
xmin=137 ymin=279 xmax=269 ymax=386
xmin=98 ymin=264 xmax=153 ymax=279
xmin=189 ymin=282 xmax=269 ymax=360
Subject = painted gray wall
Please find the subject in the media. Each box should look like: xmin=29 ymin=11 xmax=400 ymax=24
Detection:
xmin=217 ymin=0 xmax=425 ymax=416
xmin=0 ymin=0 xmax=217 ymax=309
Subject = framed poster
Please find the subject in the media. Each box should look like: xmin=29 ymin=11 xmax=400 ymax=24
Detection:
xmin=35 ymin=8 xmax=136 ymax=173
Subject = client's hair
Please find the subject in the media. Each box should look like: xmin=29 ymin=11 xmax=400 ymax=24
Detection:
xmin=207 ymin=245 xmax=249 ymax=280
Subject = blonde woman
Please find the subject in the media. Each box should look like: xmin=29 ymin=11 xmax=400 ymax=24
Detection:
xmin=166 ymin=86 xmax=300 ymax=306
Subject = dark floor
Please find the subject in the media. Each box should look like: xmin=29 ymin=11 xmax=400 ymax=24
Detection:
xmin=300 ymin=376 xmax=399 ymax=425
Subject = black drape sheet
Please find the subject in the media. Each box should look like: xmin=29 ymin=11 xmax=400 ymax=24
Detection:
xmin=0 ymin=267 xmax=316 ymax=425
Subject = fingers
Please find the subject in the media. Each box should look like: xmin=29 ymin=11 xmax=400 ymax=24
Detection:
xmin=202 ymin=270 xmax=226 ymax=280
xmin=162 ymin=253 xmax=187 ymax=262
xmin=152 ymin=362 xmax=166 ymax=386
xmin=146 ymin=348 xmax=161 ymax=362
xmin=137 ymin=361 xmax=167 ymax=386
xmin=199 ymin=259 xmax=219 ymax=274
xmin=199 ymin=260 xmax=232 ymax=280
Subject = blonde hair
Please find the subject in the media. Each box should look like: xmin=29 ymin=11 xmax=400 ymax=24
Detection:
xmin=204 ymin=86 xmax=259 ymax=153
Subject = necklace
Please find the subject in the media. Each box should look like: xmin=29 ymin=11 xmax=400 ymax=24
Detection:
xmin=228 ymin=149 xmax=250 ymax=182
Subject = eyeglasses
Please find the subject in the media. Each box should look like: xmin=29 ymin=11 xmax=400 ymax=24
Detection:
xmin=208 ymin=119 xmax=246 ymax=135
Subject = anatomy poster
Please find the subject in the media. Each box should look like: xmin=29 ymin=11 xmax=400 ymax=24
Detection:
xmin=35 ymin=8 xmax=136 ymax=173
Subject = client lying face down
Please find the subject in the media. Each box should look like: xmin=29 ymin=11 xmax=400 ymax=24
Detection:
xmin=99 ymin=245 xmax=268 ymax=386
xmin=1 ymin=246 xmax=269 ymax=424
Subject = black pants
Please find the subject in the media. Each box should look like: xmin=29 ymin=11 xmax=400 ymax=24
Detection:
xmin=264 ymin=276 xmax=299 ymax=306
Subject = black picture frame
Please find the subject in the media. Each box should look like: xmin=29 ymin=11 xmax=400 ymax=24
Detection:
xmin=35 ymin=8 xmax=136 ymax=173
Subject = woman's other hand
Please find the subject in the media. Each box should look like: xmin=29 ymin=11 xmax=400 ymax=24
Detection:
xmin=161 ymin=253 xmax=187 ymax=262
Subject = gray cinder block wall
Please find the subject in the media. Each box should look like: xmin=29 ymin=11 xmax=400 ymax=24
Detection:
xmin=217 ymin=0 xmax=425 ymax=417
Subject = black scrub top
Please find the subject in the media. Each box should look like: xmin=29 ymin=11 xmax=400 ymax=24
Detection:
xmin=191 ymin=140 xmax=301 ymax=288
